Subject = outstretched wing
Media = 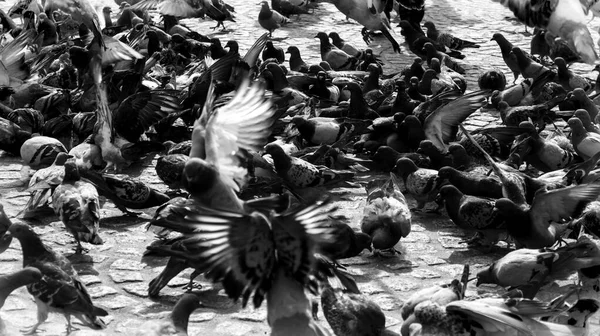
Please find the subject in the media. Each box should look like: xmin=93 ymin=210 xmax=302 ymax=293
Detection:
xmin=423 ymin=90 xmax=490 ymax=152
xmin=204 ymin=78 xmax=276 ymax=192
xmin=271 ymin=198 xmax=337 ymax=293
xmin=147 ymin=205 xmax=276 ymax=308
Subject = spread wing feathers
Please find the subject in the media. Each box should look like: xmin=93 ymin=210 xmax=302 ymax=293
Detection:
xmin=158 ymin=0 xmax=200 ymax=17
xmin=530 ymin=184 xmax=600 ymax=227
xmin=131 ymin=0 xmax=162 ymax=11
xmin=0 ymin=28 xmax=35 ymax=86
xmin=102 ymin=35 xmax=144 ymax=66
xmin=270 ymin=198 xmax=338 ymax=289
xmin=28 ymin=43 xmax=71 ymax=74
xmin=114 ymin=90 xmax=181 ymax=141
xmin=492 ymin=0 xmax=597 ymax=64
xmin=147 ymin=198 xmax=335 ymax=308
xmin=423 ymin=90 xmax=490 ymax=152
xmin=242 ymin=33 xmax=269 ymax=69
xmin=94 ymin=82 xmax=115 ymax=143
xmin=204 ymin=78 xmax=277 ymax=192
xmin=446 ymin=299 xmax=585 ymax=336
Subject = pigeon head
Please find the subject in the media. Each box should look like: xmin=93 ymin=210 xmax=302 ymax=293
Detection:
xmin=437 ymin=166 xmax=458 ymax=180
xmin=437 ymin=185 xmax=462 ymax=204
xmin=392 ymin=158 xmax=418 ymax=179
xmin=423 ymin=21 xmax=435 ymax=30
xmin=568 ymin=117 xmax=585 ymax=132
xmin=225 ymin=40 xmax=239 ymax=53
xmin=319 ymin=61 xmax=332 ymax=71
xmin=355 ymin=232 xmax=373 ymax=252
xmin=554 ymin=57 xmax=567 ymax=68
xmin=475 ymin=265 xmax=495 ymax=286
xmin=103 ymin=6 xmax=112 ymax=13
xmin=314 ymin=32 xmax=329 ymax=42
xmin=54 ymin=152 xmax=74 ymax=166
xmin=8 ymin=222 xmax=39 ymax=242
xmin=183 ymin=158 xmax=219 ymax=192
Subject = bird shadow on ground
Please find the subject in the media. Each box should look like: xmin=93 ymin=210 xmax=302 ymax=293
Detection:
xmin=100 ymin=215 xmax=150 ymax=229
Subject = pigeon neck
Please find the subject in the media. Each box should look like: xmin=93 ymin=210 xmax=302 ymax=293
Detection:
xmin=271 ymin=149 xmax=292 ymax=173
xmin=441 ymin=191 xmax=462 ymax=223
xmin=20 ymin=236 xmax=52 ymax=266
xmin=270 ymin=69 xmax=289 ymax=92
xmin=348 ymin=88 xmax=367 ymax=117
xmin=259 ymin=7 xmax=272 ymax=20
xmin=163 ymin=15 xmax=178 ymax=32
xmin=103 ymin=12 xmax=113 ymax=28
xmin=427 ymin=27 xmax=439 ymax=40
xmin=318 ymin=38 xmax=332 ymax=55
xmin=495 ymin=37 xmax=512 ymax=57
xmin=170 ymin=299 xmax=198 ymax=333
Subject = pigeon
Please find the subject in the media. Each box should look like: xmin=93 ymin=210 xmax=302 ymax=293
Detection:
xmin=476 ymin=237 xmax=600 ymax=297
xmin=78 ymin=169 xmax=170 ymax=216
xmin=492 ymin=0 xmax=598 ymax=64
xmin=8 ymin=222 xmax=108 ymax=334
xmin=423 ymin=21 xmax=480 ymax=50
xmin=265 ymin=142 xmax=355 ymax=188
xmin=22 ymin=152 xmax=72 ymax=218
xmin=436 ymin=185 xmax=507 ymax=247
xmin=361 ymin=174 xmax=411 ymax=256
xmin=51 ymin=160 xmax=103 ymax=254
xmin=185 ymin=78 xmax=276 ymax=212
xmin=135 ymin=293 xmax=202 ymax=336
xmin=569 ymin=117 xmax=600 ymax=160
xmin=258 ymin=1 xmax=290 ymax=37
xmin=393 ymin=158 xmax=442 ymax=211
xmin=321 ymin=282 xmax=385 ymax=336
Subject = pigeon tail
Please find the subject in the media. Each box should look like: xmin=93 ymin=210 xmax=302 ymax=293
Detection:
xmin=561 ymin=21 xmax=598 ymax=65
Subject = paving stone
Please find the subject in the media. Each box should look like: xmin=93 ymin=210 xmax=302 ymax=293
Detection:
xmin=190 ymin=311 xmax=217 ymax=323
xmin=80 ymin=275 xmax=103 ymax=286
xmin=110 ymin=271 xmax=144 ymax=283
xmin=122 ymin=283 xmax=150 ymax=298
xmin=88 ymin=286 xmax=118 ymax=299
xmin=232 ymin=310 xmax=267 ymax=322
xmin=110 ymin=259 xmax=145 ymax=271
xmin=98 ymin=295 xmax=139 ymax=310
xmin=2 ymin=0 xmax=600 ymax=335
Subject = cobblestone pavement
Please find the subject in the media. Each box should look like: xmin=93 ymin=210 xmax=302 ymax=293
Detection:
xmin=1 ymin=0 xmax=600 ymax=335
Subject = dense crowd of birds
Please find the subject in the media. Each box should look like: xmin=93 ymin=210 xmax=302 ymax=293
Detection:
xmin=4 ymin=0 xmax=600 ymax=335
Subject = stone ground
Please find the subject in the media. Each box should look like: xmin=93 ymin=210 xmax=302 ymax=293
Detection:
xmin=1 ymin=0 xmax=600 ymax=335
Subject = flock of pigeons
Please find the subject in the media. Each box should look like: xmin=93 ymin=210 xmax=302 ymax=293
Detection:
xmin=3 ymin=0 xmax=600 ymax=335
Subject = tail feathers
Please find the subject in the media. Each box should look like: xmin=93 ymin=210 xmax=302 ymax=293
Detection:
xmin=89 ymin=233 xmax=104 ymax=245
xmin=75 ymin=312 xmax=107 ymax=330
xmin=25 ymin=189 xmax=51 ymax=211
xmin=564 ymin=23 xmax=597 ymax=65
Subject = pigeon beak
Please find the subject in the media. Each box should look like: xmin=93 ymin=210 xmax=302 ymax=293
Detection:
xmin=366 ymin=246 xmax=373 ymax=252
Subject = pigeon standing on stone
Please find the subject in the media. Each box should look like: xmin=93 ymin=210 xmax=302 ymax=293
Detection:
xmin=8 ymin=222 xmax=108 ymax=334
